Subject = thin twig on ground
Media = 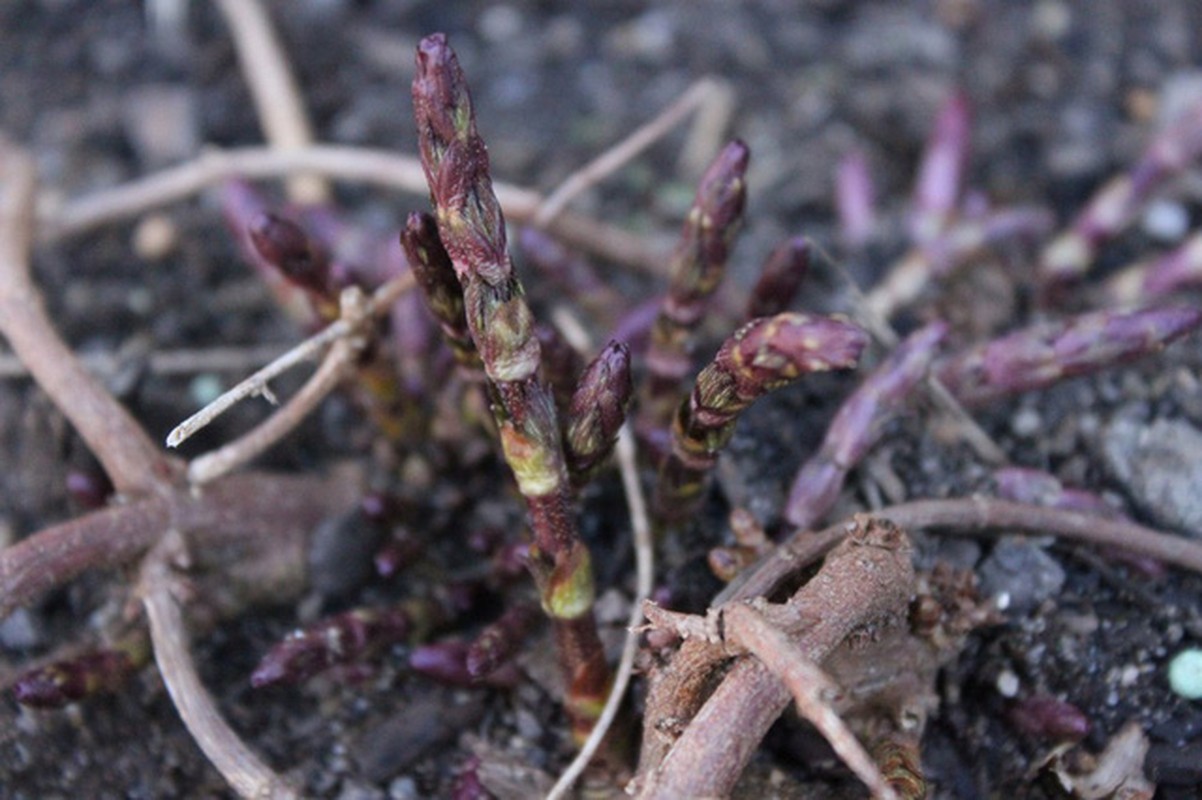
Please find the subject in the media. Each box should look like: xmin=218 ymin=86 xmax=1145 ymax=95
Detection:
xmin=215 ymin=0 xmax=326 ymax=204
xmin=0 ymin=344 xmax=290 ymax=379
xmin=534 ymin=78 xmax=722 ymax=226
xmin=140 ymin=531 xmax=299 ymax=800
xmin=729 ymin=496 xmax=1202 ymax=605
xmin=39 ymin=145 xmax=664 ymax=274
xmin=167 ymin=274 xmax=413 ymax=451
xmin=185 ymin=336 xmax=358 ymax=484
xmin=0 ymin=139 xmax=179 ymax=495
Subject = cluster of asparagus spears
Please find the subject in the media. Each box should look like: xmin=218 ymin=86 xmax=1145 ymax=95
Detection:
xmin=13 ymin=38 xmax=1202 ymax=791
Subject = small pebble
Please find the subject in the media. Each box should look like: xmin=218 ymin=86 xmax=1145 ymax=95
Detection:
xmin=0 ymin=608 xmax=43 ymax=650
xmin=188 ymin=374 xmax=224 ymax=407
xmin=1168 ymin=649 xmax=1202 ymax=700
xmin=132 ymin=214 xmax=178 ymax=261
xmin=1142 ymin=199 xmax=1189 ymax=242
xmin=478 ymin=5 xmax=523 ymax=42
xmin=1102 ymin=415 xmax=1202 ymax=537
xmin=979 ymin=538 xmax=1066 ymax=614
xmin=1010 ymin=407 xmax=1042 ymax=438
xmin=388 ymin=777 xmax=419 ymax=800
xmin=337 ymin=782 xmax=385 ymax=800
xmin=997 ymin=670 xmax=1020 ymax=698
xmin=1031 ymin=0 xmax=1072 ymax=40
xmin=121 ymin=84 xmax=199 ymax=167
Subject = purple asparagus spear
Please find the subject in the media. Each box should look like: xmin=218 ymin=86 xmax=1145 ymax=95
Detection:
xmin=784 ymin=321 xmax=948 ymax=530
xmin=746 ymin=236 xmax=810 ymax=320
xmin=1105 ymin=230 xmax=1202 ymax=306
xmin=1040 ymin=97 xmax=1202 ymax=287
xmin=640 ymin=141 xmax=750 ymax=445
xmin=563 ymin=340 xmax=633 ymax=486
xmin=655 ymin=313 xmax=868 ymax=524
xmin=412 ymin=33 xmax=610 ymax=743
xmin=251 ymin=600 xmax=445 ymax=688
xmin=835 ymin=149 xmax=878 ymax=250
xmin=910 ymin=91 xmax=971 ymax=245
xmin=13 ymin=634 xmax=149 ymax=708
xmin=936 ymin=307 xmax=1202 ymax=407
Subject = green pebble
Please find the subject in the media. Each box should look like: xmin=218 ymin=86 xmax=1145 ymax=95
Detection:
xmin=189 ymin=373 xmax=224 ymax=407
xmin=1168 ymin=648 xmax=1202 ymax=700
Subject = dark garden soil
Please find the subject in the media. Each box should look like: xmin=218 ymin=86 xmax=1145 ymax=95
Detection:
xmin=2 ymin=1 xmax=1202 ymax=798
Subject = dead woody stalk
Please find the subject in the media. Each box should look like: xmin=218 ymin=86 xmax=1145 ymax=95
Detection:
xmin=655 ymin=312 xmax=868 ymax=525
xmin=411 ymin=33 xmax=610 ymax=741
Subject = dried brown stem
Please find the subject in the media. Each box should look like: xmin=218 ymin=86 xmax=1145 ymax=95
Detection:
xmin=1 ymin=469 xmax=361 ymax=619
xmin=141 ymin=532 xmax=299 ymax=800
xmin=730 ymin=496 xmax=1202 ymax=605
xmin=215 ymin=0 xmax=326 ymax=204
xmin=0 ymin=140 xmax=179 ymax=495
xmin=40 ymin=145 xmax=663 ymax=275
xmin=167 ymin=274 xmax=414 ymax=451
xmin=0 ymin=344 xmax=290 ymax=380
xmin=186 ymin=336 xmax=358 ymax=484
xmin=722 ymin=603 xmax=897 ymax=800
xmin=647 ymin=494 xmax=1202 ymax=795
xmin=637 ymin=518 xmax=914 ymax=798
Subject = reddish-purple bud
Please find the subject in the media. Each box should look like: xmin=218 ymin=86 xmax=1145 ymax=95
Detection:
xmin=937 ymin=307 xmax=1202 ymax=406
xmin=1007 ymin=694 xmax=1091 ymax=741
xmin=251 ymin=605 xmax=432 ymax=688
xmin=746 ymin=236 xmax=810 ymax=319
xmin=720 ymin=314 xmax=868 ymax=391
xmin=466 ymin=604 xmax=538 ymax=678
xmin=564 ymin=341 xmax=633 ymax=483
xmin=65 ymin=466 xmax=113 ymax=510
xmin=409 ymin=641 xmax=520 ymax=688
xmin=835 ymin=150 xmax=877 ymax=249
xmin=247 ymin=212 xmax=332 ymax=297
xmin=911 ymin=91 xmax=971 ymax=242
xmin=14 ymin=649 xmax=137 ymax=709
